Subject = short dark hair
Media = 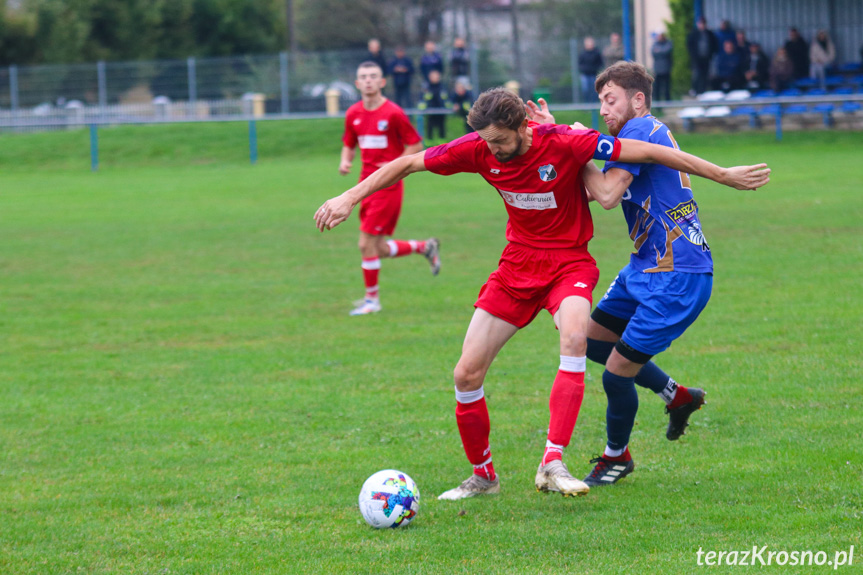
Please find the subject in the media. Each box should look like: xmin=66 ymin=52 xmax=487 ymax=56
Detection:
xmin=467 ymin=87 xmax=526 ymax=131
xmin=595 ymin=61 xmax=654 ymax=110
xmin=358 ymin=61 xmax=383 ymax=74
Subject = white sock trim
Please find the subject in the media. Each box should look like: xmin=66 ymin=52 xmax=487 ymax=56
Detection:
xmin=545 ymin=440 xmax=564 ymax=450
xmin=657 ymin=378 xmax=678 ymax=405
xmin=361 ymin=258 xmax=382 ymax=270
xmin=455 ymin=386 xmax=484 ymax=404
xmin=559 ymin=355 xmax=587 ymax=373
xmin=604 ymin=444 xmax=627 ymax=458
xmin=472 ymin=456 xmax=493 ymax=468
xmin=386 ymin=240 xmax=398 ymax=257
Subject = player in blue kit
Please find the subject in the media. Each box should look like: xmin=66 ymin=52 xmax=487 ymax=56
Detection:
xmin=527 ymin=61 xmax=770 ymax=486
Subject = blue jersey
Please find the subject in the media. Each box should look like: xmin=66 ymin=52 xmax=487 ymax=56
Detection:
xmin=603 ymin=115 xmax=713 ymax=273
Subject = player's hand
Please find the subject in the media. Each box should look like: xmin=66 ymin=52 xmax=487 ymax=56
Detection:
xmin=338 ymin=160 xmax=352 ymax=176
xmin=525 ymin=98 xmax=555 ymax=124
xmin=314 ymin=194 xmax=354 ymax=232
xmin=723 ymin=164 xmax=771 ymax=190
xmin=569 ymin=121 xmax=588 ymax=130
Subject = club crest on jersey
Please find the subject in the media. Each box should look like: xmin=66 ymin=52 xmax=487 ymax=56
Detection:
xmin=666 ymin=199 xmax=710 ymax=251
xmin=538 ymin=164 xmax=557 ymax=182
xmin=377 ymin=120 xmax=389 ymax=132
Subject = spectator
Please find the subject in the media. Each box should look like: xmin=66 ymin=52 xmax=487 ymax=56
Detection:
xmin=420 ymin=41 xmax=444 ymax=88
xmin=712 ymin=39 xmax=744 ymax=92
xmin=735 ymin=30 xmax=751 ymax=57
xmin=716 ymin=20 xmax=736 ymax=47
xmin=687 ymin=17 xmax=719 ymax=95
xmin=769 ymin=47 xmax=795 ymax=92
xmin=784 ymin=27 xmax=810 ymax=80
xmin=743 ymin=42 xmax=770 ymax=91
xmin=417 ymin=70 xmax=449 ymax=141
xmin=365 ymin=38 xmax=387 ymax=73
xmin=651 ymin=32 xmax=673 ymax=102
xmin=603 ymin=32 xmax=625 ymax=69
xmin=452 ymin=81 xmax=474 ymax=134
xmin=809 ymin=30 xmax=836 ymax=88
xmin=388 ymin=46 xmax=415 ymax=110
xmin=450 ymin=38 xmax=470 ymax=88
xmin=578 ymin=36 xmax=604 ymax=102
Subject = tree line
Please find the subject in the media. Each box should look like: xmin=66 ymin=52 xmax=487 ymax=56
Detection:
xmin=0 ymin=0 xmax=622 ymax=66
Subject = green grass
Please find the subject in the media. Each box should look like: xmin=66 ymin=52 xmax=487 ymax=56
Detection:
xmin=1 ymin=124 xmax=861 ymax=573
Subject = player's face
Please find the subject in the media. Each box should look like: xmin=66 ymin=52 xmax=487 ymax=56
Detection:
xmin=355 ymin=66 xmax=385 ymax=97
xmin=598 ymin=82 xmax=637 ymax=137
xmin=477 ymin=123 xmax=526 ymax=163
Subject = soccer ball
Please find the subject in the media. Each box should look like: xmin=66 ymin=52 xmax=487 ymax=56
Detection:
xmin=358 ymin=469 xmax=420 ymax=529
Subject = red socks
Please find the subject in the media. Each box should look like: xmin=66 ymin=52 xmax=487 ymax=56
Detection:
xmin=360 ymin=257 xmax=380 ymax=300
xmin=455 ymin=388 xmax=495 ymax=481
xmin=387 ymin=239 xmax=426 ymax=258
xmin=545 ymin=357 xmax=587 ymax=458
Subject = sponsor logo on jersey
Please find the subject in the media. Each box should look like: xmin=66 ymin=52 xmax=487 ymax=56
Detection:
xmin=499 ymin=190 xmax=558 ymax=210
xmin=538 ymin=164 xmax=557 ymax=182
xmin=377 ymin=120 xmax=389 ymax=132
xmin=665 ymin=199 xmax=710 ymax=251
xmin=358 ymin=135 xmax=388 ymax=149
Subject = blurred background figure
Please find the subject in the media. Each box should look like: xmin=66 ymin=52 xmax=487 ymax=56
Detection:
xmin=651 ymin=32 xmax=673 ymax=102
xmin=687 ymin=17 xmax=718 ymax=95
xmin=735 ymin=30 xmax=751 ymax=56
xmin=743 ymin=42 xmax=769 ymax=91
xmin=712 ymin=39 xmax=744 ymax=92
xmin=450 ymin=38 xmax=470 ymax=89
xmin=809 ymin=30 xmax=836 ymax=89
xmin=388 ymin=46 xmax=415 ymax=110
xmin=420 ymin=41 xmax=444 ymax=89
xmin=365 ymin=38 xmax=386 ymax=72
xmin=716 ymin=19 xmax=736 ymax=47
xmin=603 ymin=32 xmax=625 ymax=69
xmin=769 ymin=47 xmax=795 ymax=92
xmin=578 ymin=36 xmax=604 ymax=102
xmin=784 ymin=27 xmax=810 ymax=80
xmin=417 ymin=70 xmax=449 ymax=141
xmin=452 ymin=81 xmax=474 ymax=134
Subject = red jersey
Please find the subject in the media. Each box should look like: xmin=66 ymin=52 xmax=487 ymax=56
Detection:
xmin=424 ymin=123 xmax=621 ymax=249
xmin=342 ymin=99 xmax=423 ymax=180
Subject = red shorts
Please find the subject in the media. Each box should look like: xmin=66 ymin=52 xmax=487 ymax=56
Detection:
xmin=475 ymin=242 xmax=599 ymax=329
xmin=359 ymin=181 xmax=403 ymax=236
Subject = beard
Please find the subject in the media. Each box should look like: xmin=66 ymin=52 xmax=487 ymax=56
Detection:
xmin=494 ymin=134 xmax=523 ymax=163
xmin=607 ymin=102 xmax=637 ymax=137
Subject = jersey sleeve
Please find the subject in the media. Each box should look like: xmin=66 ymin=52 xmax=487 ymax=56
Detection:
xmin=342 ymin=110 xmax=357 ymax=148
xmin=602 ymin=119 xmax=654 ymax=176
xmin=423 ymin=134 xmax=481 ymax=175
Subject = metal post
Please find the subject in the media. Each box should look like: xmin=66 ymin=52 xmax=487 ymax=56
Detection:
xmin=9 ymin=65 xmax=18 ymax=111
xmin=187 ymin=57 xmax=197 ymax=104
xmin=97 ymin=61 xmax=107 ymax=112
xmin=622 ymin=0 xmax=633 ymax=60
xmin=570 ymin=38 xmax=579 ymax=104
xmin=90 ymin=124 xmax=99 ymax=172
xmin=249 ymin=120 xmax=258 ymax=164
xmin=280 ymin=51 xmax=290 ymax=114
xmin=416 ymin=114 xmax=425 ymax=140
xmin=775 ymin=105 xmax=783 ymax=142
xmin=591 ymin=109 xmax=599 ymax=131
xmin=469 ymin=42 xmax=480 ymax=93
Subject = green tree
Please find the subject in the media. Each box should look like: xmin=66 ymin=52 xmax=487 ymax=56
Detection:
xmin=666 ymin=0 xmax=693 ymax=97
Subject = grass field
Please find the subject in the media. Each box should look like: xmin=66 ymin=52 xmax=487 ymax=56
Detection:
xmin=1 ymin=120 xmax=861 ymax=574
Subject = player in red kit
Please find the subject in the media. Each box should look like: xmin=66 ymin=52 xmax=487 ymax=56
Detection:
xmin=316 ymin=87 xmax=768 ymax=499
xmin=340 ymin=61 xmax=441 ymax=316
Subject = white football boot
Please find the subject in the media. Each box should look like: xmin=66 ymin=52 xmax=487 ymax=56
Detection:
xmin=535 ymin=460 xmax=590 ymax=497
xmin=437 ymin=474 xmax=500 ymax=500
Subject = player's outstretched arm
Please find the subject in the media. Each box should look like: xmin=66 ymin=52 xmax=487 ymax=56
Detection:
xmin=315 ymin=151 xmax=428 ymax=232
xmin=617 ymin=138 xmax=771 ymax=190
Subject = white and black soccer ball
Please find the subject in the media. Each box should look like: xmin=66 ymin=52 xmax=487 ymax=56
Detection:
xmin=358 ymin=469 xmax=420 ymax=529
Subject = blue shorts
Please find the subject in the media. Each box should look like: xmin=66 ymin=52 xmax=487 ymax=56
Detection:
xmin=595 ymin=264 xmax=713 ymax=357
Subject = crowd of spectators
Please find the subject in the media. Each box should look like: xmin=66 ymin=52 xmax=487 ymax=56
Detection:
xmin=683 ymin=19 xmax=851 ymax=96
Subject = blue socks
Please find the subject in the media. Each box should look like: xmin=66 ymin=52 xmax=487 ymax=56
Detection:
xmin=602 ymin=370 xmax=638 ymax=452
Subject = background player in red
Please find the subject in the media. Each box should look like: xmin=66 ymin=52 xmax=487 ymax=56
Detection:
xmin=316 ymin=87 xmax=769 ymax=500
xmin=340 ymin=61 xmax=440 ymax=316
